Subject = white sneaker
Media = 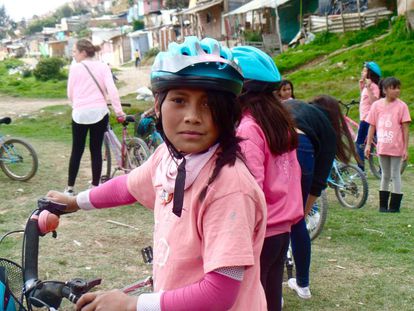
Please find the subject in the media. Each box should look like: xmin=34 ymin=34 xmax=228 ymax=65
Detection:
xmin=288 ymin=278 xmax=311 ymax=299
xmin=63 ymin=188 xmax=75 ymax=196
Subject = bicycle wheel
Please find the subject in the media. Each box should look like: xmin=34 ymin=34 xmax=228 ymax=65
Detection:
xmin=125 ymin=137 xmax=150 ymax=170
xmin=334 ymin=164 xmax=368 ymax=209
xmin=100 ymin=135 xmax=112 ymax=183
xmin=0 ymin=138 xmax=38 ymax=181
xmin=306 ymin=190 xmax=328 ymax=241
xmin=369 ymin=146 xmax=407 ymax=179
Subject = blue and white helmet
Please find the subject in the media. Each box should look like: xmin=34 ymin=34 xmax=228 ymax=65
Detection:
xmin=364 ymin=61 xmax=382 ymax=78
xmin=151 ymin=36 xmax=244 ymax=96
xmin=231 ymin=45 xmax=281 ymax=92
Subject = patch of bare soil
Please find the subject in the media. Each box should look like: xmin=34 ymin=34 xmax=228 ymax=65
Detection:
xmin=0 ymin=65 xmax=152 ymax=118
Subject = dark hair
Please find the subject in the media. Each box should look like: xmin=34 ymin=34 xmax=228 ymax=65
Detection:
xmin=380 ymin=76 xmax=401 ymax=97
xmin=366 ymin=68 xmax=380 ymax=86
xmin=278 ymin=79 xmax=295 ymax=99
xmin=310 ymin=95 xmax=360 ymax=164
xmin=76 ymin=39 xmax=101 ymax=57
xmin=154 ymin=90 xmax=244 ymax=201
xmin=237 ymin=92 xmax=297 ymax=155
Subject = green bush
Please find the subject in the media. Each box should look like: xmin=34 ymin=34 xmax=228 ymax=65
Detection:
xmin=243 ymin=30 xmax=262 ymax=42
xmin=33 ymin=57 xmax=66 ymax=81
xmin=145 ymin=47 xmax=160 ymax=58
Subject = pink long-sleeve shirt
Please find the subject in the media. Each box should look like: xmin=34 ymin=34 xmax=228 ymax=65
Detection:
xmin=237 ymin=113 xmax=304 ymax=237
xmin=67 ymin=60 xmax=123 ymax=116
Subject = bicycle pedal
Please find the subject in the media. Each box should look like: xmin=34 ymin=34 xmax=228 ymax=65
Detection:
xmin=141 ymin=246 xmax=153 ymax=264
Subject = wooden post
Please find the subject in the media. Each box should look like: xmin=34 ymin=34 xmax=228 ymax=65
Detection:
xmin=340 ymin=3 xmax=345 ymax=32
xmin=274 ymin=6 xmax=283 ymax=53
xmin=356 ymin=0 xmax=362 ymax=30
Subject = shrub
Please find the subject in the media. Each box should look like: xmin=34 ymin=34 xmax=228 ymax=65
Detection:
xmin=33 ymin=57 xmax=66 ymax=81
xmin=243 ymin=29 xmax=262 ymax=42
xmin=145 ymin=48 xmax=160 ymax=58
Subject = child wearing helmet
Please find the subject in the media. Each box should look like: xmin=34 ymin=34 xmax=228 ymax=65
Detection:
xmin=356 ymin=61 xmax=381 ymax=171
xmin=46 ymin=36 xmax=268 ymax=311
xmin=365 ymin=77 xmax=411 ymax=213
xmin=232 ymin=46 xmax=303 ymax=311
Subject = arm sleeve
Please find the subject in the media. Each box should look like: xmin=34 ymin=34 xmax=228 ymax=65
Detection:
xmin=237 ymin=123 xmax=266 ymax=188
xmin=76 ymin=175 xmax=136 ymax=210
xmin=103 ymin=64 xmax=124 ymax=116
xmin=310 ymin=150 xmax=335 ymax=197
xmin=159 ymin=269 xmax=243 ymax=311
xmin=67 ymin=65 xmax=75 ymax=102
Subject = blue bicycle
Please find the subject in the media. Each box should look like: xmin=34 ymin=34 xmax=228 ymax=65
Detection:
xmin=328 ymin=159 xmax=368 ymax=209
xmin=0 ymin=117 xmax=38 ymax=181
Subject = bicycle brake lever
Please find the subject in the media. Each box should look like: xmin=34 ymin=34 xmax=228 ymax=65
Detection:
xmin=37 ymin=198 xmax=73 ymax=216
xmin=67 ymin=278 xmax=102 ymax=296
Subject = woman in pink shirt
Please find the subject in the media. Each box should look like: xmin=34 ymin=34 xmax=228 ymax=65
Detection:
xmin=46 ymin=36 xmax=268 ymax=311
xmin=365 ymin=77 xmax=411 ymax=213
xmin=65 ymin=39 xmax=125 ymax=195
xmin=232 ymin=46 xmax=303 ymax=311
xmin=356 ymin=61 xmax=381 ymax=171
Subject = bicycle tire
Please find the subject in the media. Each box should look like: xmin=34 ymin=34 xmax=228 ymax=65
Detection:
xmin=306 ymin=190 xmax=328 ymax=241
xmin=369 ymin=145 xmax=407 ymax=179
xmin=0 ymin=138 xmax=38 ymax=181
xmin=100 ymin=136 xmax=112 ymax=183
xmin=125 ymin=137 xmax=150 ymax=170
xmin=334 ymin=164 xmax=368 ymax=209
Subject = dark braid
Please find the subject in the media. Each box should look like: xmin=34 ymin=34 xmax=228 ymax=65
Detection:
xmin=199 ymin=91 xmax=244 ymax=201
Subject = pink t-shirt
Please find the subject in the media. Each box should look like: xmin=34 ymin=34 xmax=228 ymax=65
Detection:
xmin=237 ymin=113 xmax=303 ymax=237
xmin=67 ymin=60 xmax=123 ymax=116
xmin=359 ymin=81 xmax=380 ymax=121
xmin=366 ymin=98 xmax=411 ymax=156
xmin=127 ymin=144 xmax=268 ymax=310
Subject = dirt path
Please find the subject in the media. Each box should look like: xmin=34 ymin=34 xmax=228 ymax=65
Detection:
xmin=0 ymin=65 xmax=151 ymax=117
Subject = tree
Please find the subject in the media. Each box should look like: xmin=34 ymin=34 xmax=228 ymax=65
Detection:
xmin=0 ymin=5 xmax=11 ymax=39
xmin=165 ymin=0 xmax=189 ymax=9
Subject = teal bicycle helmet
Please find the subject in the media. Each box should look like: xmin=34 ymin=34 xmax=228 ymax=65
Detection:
xmin=364 ymin=61 xmax=381 ymax=78
xmin=231 ymin=45 xmax=281 ymax=92
xmin=151 ymin=36 xmax=243 ymax=95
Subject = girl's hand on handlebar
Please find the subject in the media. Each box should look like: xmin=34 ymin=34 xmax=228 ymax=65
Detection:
xmin=76 ymin=290 xmax=138 ymax=311
xmin=46 ymin=190 xmax=80 ymax=213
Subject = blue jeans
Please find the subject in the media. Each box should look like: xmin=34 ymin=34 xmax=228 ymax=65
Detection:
xmin=355 ymin=120 xmax=370 ymax=170
xmin=290 ymin=134 xmax=314 ymax=287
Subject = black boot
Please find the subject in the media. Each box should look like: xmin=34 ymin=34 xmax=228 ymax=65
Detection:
xmin=389 ymin=193 xmax=403 ymax=213
xmin=379 ymin=191 xmax=390 ymax=212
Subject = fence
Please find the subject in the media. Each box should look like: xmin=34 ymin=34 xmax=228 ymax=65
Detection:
xmin=306 ymin=7 xmax=393 ymax=34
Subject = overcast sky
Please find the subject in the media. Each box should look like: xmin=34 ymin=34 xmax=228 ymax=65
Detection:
xmin=1 ymin=0 xmax=69 ymax=21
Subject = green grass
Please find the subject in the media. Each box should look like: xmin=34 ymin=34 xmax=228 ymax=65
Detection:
xmin=274 ymin=19 xmax=390 ymax=73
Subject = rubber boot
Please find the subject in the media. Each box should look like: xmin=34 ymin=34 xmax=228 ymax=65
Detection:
xmin=388 ymin=193 xmax=403 ymax=213
xmin=379 ymin=191 xmax=390 ymax=213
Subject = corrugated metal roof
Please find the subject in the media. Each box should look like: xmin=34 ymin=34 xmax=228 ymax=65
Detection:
xmin=223 ymin=0 xmax=290 ymax=17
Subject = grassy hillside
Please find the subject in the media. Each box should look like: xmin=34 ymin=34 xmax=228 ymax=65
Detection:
xmin=274 ymin=17 xmax=414 ymax=113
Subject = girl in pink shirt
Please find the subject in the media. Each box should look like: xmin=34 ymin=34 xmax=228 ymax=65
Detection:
xmin=356 ymin=61 xmax=381 ymax=171
xmin=232 ymin=46 xmax=303 ymax=311
xmin=365 ymin=77 xmax=411 ymax=213
xmin=46 ymin=36 xmax=268 ymax=311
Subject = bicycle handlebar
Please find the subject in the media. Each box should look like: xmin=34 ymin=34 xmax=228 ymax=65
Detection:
xmin=339 ymin=99 xmax=359 ymax=116
xmin=23 ymin=198 xmax=101 ymax=309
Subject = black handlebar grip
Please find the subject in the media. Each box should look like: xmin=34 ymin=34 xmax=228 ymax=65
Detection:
xmin=24 ymin=218 xmax=39 ymax=286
